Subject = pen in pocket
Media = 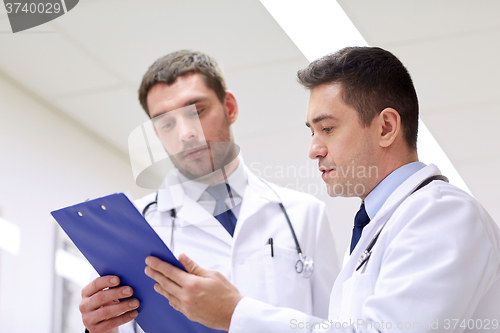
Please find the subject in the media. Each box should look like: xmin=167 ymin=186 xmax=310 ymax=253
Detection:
xmin=268 ymin=238 xmax=274 ymax=257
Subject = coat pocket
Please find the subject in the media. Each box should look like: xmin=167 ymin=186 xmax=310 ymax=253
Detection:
xmin=262 ymin=245 xmax=313 ymax=313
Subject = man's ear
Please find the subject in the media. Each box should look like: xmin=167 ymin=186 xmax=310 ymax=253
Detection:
xmin=224 ymin=91 xmax=239 ymax=125
xmin=377 ymin=108 xmax=401 ymax=148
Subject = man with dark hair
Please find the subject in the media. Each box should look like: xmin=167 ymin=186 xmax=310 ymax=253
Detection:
xmin=144 ymin=47 xmax=500 ymax=332
xmin=297 ymin=46 xmax=419 ymax=150
xmin=78 ymin=50 xmax=339 ymax=333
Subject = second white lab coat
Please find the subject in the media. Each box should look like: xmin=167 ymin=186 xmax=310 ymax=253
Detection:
xmin=120 ymin=165 xmax=340 ymax=332
xmin=229 ymin=164 xmax=500 ymax=333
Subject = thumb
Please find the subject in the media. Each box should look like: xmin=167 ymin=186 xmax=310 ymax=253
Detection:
xmin=179 ymin=253 xmax=208 ymax=276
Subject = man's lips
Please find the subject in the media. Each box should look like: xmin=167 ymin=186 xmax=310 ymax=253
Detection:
xmin=183 ymin=146 xmax=208 ymax=160
xmin=319 ymin=166 xmax=336 ymax=180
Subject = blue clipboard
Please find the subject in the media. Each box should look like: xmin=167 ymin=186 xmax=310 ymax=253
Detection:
xmin=51 ymin=193 xmax=225 ymax=333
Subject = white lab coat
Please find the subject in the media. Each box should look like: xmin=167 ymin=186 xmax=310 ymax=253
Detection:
xmin=119 ymin=165 xmax=340 ymax=333
xmin=230 ymin=164 xmax=500 ymax=333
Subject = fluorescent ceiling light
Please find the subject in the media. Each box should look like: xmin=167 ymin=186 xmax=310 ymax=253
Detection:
xmin=55 ymin=248 xmax=93 ymax=287
xmin=0 ymin=217 xmax=21 ymax=255
xmin=260 ymin=0 xmax=470 ymax=194
xmin=260 ymin=0 xmax=367 ymax=61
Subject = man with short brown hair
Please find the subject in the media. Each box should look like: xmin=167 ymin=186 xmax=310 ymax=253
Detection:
xmin=79 ymin=50 xmax=339 ymax=333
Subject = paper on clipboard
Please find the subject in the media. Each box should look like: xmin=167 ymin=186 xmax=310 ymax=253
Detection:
xmin=51 ymin=193 xmax=224 ymax=333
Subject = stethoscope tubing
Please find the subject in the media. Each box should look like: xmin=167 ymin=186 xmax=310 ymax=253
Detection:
xmin=355 ymin=175 xmax=449 ymax=272
xmin=142 ymin=178 xmax=313 ymax=277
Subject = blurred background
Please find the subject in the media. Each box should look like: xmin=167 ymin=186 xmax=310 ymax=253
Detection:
xmin=0 ymin=0 xmax=499 ymax=332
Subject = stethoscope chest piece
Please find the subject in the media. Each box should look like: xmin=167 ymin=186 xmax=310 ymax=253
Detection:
xmin=295 ymin=253 xmax=314 ymax=278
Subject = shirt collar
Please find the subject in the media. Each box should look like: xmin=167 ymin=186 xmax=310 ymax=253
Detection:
xmin=364 ymin=161 xmax=426 ymax=220
xmin=175 ymin=158 xmax=248 ymax=201
xmin=210 ymin=159 xmax=248 ymax=198
xmin=175 ymin=171 xmax=209 ymax=203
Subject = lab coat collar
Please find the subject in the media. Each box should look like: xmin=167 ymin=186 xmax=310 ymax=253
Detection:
xmin=211 ymin=160 xmax=248 ymax=199
xmin=346 ymin=163 xmax=441 ymax=263
xmin=177 ymin=194 xmax=234 ymax=244
xmin=332 ymin=163 xmax=442 ymax=318
xmin=230 ymin=166 xmax=281 ymax=239
xmin=364 ymin=161 xmax=426 ymax=221
xmin=375 ymin=163 xmax=441 ymax=221
xmin=243 ymin=166 xmax=281 ymax=203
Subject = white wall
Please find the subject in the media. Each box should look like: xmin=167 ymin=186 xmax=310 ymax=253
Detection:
xmin=0 ymin=73 xmax=150 ymax=333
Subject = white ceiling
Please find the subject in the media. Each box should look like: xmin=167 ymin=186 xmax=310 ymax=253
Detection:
xmin=0 ymin=0 xmax=308 ymax=153
xmin=0 ymin=0 xmax=498 ymax=224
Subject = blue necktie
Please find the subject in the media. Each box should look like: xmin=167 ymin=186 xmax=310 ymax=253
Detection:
xmin=206 ymin=183 xmax=237 ymax=236
xmin=350 ymin=202 xmax=370 ymax=254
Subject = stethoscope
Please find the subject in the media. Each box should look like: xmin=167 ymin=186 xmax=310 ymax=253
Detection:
xmin=141 ymin=178 xmax=314 ymax=278
xmin=355 ymin=174 xmax=449 ymax=272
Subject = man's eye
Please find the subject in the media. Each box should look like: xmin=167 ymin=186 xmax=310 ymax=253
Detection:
xmin=323 ymin=127 xmax=332 ymax=133
xmin=192 ymin=108 xmax=204 ymax=116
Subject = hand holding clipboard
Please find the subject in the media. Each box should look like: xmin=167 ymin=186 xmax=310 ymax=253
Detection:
xmin=51 ymin=193 xmax=224 ymax=333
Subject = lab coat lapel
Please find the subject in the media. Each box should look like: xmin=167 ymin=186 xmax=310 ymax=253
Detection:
xmin=346 ymin=164 xmax=441 ymax=270
xmin=354 ymin=164 xmax=442 ymax=259
xmin=329 ymin=205 xmax=399 ymax=318
xmin=176 ymin=195 xmax=233 ymax=245
xmin=233 ymin=169 xmax=279 ymax=239
xmin=329 ymin=164 xmax=442 ymax=319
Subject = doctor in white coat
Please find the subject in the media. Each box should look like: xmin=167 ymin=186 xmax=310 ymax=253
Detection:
xmin=144 ymin=47 xmax=500 ymax=333
xmin=79 ymin=50 xmax=339 ymax=333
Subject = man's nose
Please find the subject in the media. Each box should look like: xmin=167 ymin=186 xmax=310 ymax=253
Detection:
xmin=177 ymin=117 xmax=199 ymax=142
xmin=309 ymin=136 xmax=327 ymax=160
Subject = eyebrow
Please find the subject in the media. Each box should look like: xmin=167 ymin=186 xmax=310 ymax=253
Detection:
xmin=184 ymin=96 xmax=209 ymax=107
xmin=305 ymin=114 xmax=337 ymax=128
xmin=152 ymin=97 xmax=210 ymax=118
